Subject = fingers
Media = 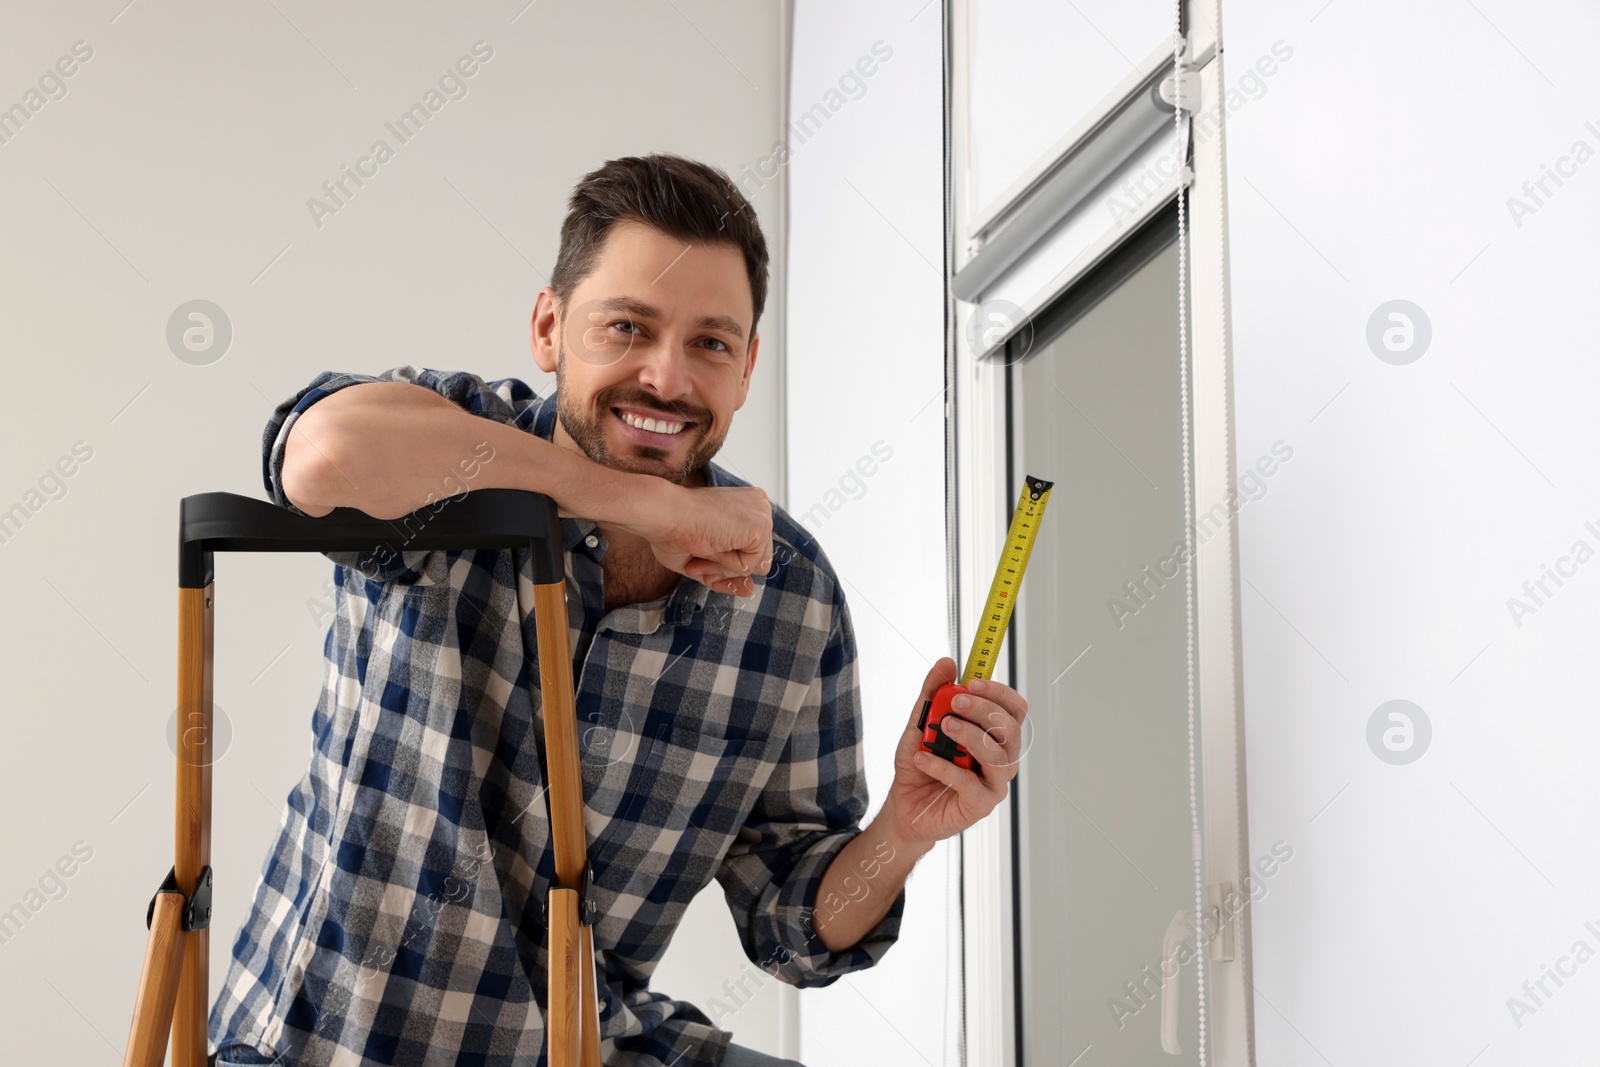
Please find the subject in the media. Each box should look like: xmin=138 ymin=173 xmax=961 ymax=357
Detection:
xmin=939 ymin=709 xmax=1018 ymax=783
xmin=913 ymin=747 xmax=999 ymax=815
xmin=665 ymin=483 xmax=771 ymax=593
xmin=937 ymin=682 xmax=1027 ymax=783
xmin=684 ymin=558 xmax=758 ymax=598
xmin=737 ymin=541 xmax=772 ymax=576
xmin=704 ymin=549 xmax=754 ymax=577
xmin=688 ymin=553 xmax=756 ymax=583
xmin=701 ymin=539 xmax=773 ymax=582
xmin=965 ymin=677 xmax=1028 ymax=726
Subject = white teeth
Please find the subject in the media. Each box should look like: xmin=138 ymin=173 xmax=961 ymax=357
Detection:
xmin=620 ymin=410 xmax=686 ymax=435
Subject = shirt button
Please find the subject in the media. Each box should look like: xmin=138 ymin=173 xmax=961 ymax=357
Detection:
xmin=585 ymin=535 xmax=599 ymax=548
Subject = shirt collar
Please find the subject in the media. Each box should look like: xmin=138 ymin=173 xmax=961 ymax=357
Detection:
xmin=526 ymin=388 xmax=723 ymax=631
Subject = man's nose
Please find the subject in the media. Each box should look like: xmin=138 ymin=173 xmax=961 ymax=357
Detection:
xmin=635 ymin=337 xmax=694 ymax=400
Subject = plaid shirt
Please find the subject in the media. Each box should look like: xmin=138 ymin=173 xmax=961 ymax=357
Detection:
xmin=208 ymin=366 xmax=904 ymax=1066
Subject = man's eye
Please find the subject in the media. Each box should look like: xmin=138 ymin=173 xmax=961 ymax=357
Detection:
xmin=612 ymin=320 xmax=642 ymax=335
xmin=701 ymin=337 xmax=730 ymax=352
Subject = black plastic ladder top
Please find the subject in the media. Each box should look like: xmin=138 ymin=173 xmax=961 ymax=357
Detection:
xmin=178 ymin=490 xmax=564 ymax=588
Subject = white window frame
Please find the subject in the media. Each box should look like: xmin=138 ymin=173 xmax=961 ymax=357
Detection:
xmin=945 ymin=2 xmax=1255 ymax=1063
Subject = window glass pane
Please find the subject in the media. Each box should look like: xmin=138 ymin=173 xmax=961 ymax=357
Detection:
xmin=1014 ymin=234 xmax=1206 ymax=1063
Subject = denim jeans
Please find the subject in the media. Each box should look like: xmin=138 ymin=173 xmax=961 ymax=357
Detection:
xmin=211 ymin=1041 xmax=801 ymax=1066
xmin=210 ymin=1046 xmax=282 ymax=1067
xmin=722 ymin=1042 xmax=806 ymax=1067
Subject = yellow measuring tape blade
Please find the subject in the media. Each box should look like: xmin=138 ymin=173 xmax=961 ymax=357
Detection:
xmin=961 ymin=474 xmax=1054 ymax=684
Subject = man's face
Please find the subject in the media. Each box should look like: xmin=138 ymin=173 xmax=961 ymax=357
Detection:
xmin=531 ymin=218 xmax=759 ymax=486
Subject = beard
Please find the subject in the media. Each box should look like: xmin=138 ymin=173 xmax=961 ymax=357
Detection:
xmin=553 ymin=339 xmax=724 ymax=486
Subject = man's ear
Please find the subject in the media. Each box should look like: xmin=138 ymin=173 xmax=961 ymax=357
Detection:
xmin=735 ymin=330 xmax=759 ymax=410
xmin=531 ymin=288 xmax=559 ymax=374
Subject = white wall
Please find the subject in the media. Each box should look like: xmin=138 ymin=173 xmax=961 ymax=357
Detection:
xmin=1223 ymin=1 xmax=1600 ymax=1062
xmin=0 ymin=3 xmax=790 ymax=1060
xmin=787 ymin=2 xmax=956 ymax=1065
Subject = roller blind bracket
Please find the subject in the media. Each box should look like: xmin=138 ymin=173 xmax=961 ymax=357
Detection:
xmin=1157 ymin=67 xmax=1202 ymax=113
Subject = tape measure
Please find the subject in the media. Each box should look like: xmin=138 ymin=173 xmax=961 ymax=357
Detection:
xmin=918 ymin=474 xmax=1054 ymax=769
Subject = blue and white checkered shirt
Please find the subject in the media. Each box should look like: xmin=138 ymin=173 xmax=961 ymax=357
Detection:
xmin=208 ymin=366 xmax=904 ymax=1066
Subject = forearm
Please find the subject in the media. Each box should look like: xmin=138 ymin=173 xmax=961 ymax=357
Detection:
xmin=810 ymin=795 xmax=932 ymax=953
xmin=282 ymin=381 xmax=668 ymax=525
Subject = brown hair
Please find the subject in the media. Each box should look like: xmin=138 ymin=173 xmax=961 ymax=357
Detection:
xmin=550 ymin=153 xmax=771 ymax=341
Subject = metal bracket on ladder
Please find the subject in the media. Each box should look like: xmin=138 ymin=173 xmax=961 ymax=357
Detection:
xmin=146 ymin=864 xmax=213 ymax=932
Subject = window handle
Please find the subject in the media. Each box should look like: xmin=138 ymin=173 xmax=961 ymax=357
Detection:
xmin=1159 ymin=908 xmax=1193 ymax=1055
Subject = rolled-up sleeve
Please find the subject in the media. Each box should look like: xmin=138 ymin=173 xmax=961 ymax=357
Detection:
xmin=260 ymin=365 xmax=530 ymax=517
xmin=714 ymin=594 xmax=905 ymax=987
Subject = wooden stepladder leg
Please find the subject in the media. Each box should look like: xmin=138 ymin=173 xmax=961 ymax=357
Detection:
xmin=123 ymin=583 xmax=215 ymax=1067
xmin=529 ymin=579 xmax=603 ymax=1067
xmin=171 ymin=582 xmax=215 ymax=1067
xmin=578 ymin=923 xmax=602 ymax=1061
xmin=546 ymin=886 xmax=581 ymax=1063
xmin=122 ymin=893 xmax=187 ymax=1067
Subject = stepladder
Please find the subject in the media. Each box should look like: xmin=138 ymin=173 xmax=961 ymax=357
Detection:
xmin=122 ymin=489 xmax=603 ymax=1067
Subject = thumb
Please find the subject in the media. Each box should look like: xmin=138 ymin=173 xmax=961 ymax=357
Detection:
xmin=908 ymin=656 xmax=960 ymax=731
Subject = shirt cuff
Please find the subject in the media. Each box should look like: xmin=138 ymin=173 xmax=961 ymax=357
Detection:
xmin=259 ymin=369 xmax=445 ymax=583
xmin=260 ymin=371 xmax=386 ymax=518
xmin=754 ymin=827 xmax=907 ymax=988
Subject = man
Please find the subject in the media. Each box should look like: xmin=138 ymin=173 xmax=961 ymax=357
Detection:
xmin=208 ymin=154 xmax=1028 ymax=1067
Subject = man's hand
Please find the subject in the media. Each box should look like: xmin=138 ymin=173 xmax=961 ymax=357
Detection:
xmin=614 ymin=480 xmax=775 ymax=598
xmin=883 ymin=656 xmax=1029 ymax=849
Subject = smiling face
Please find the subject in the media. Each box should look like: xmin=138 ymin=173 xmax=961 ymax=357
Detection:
xmin=531 ymin=218 xmax=760 ymax=486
